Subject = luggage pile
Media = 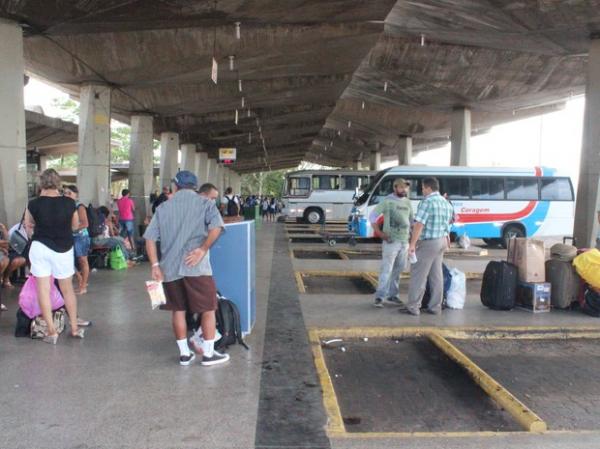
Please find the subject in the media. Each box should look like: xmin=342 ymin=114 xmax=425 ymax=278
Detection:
xmin=480 ymin=236 xmax=600 ymax=317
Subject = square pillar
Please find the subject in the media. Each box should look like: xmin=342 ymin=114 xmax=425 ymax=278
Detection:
xmin=370 ymin=151 xmax=381 ymax=171
xmin=0 ymin=20 xmax=27 ymax=225
xmin=207 ymin=158 xmax=218 ymax=188
xmin=353 ymin=160 xmax=363 ymax=171
xmin=77 ymin=83 xmax=111 ymax=207
xmin=160 ymin=132 xmax=179 ymax=189
xmin=450 ymin=107 xmax=471 ymax=166
xmin=180 ymin=143 xmax=196 ymax=172
xmin=128 ymin=115 xmax=154 ymax=228
xmin=397 ymin=136 xmax=413 ymax=166
xmin=197 ymin=151 xmax=209 ymax=184
xmin=574 ymin=38 xmax=600 ymax=248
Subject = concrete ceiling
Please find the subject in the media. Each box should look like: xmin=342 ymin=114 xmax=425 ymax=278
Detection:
xmin=2 ymin=0 xmax=599 ymax=173
xmin=25 ymin=109 xmax=78 ymax=153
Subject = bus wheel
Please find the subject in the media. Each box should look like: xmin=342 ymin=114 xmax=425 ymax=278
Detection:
xmin=305 ymin=208 xmax=323 ymax=224
xmin=501 ymin=224 xmax=525 ymax=249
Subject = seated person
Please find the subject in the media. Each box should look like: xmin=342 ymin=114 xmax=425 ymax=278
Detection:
xmin=91 ymin=206 xmax=133 ymax=261
xmin=0 ymin=223 xmax=27 ymax=288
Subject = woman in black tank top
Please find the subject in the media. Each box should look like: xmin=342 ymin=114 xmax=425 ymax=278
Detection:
xmin=25 ymin=169 xmax=85 ymax=343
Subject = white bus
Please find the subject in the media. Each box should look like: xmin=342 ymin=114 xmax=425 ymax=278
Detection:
xmin=350 ymin=166 xmax=574 ymax=247
xmin=282 ymin=170 xmax=377 ymax=223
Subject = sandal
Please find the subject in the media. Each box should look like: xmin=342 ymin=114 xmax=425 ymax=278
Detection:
xmin=2 ymin=280 xmax=13 ymax=288
xmin=43 ymin=334 xmax=59 ymax=345
xmin=78 ymin=288 xmax=88 ymax=295
xmin=77 ymin=318 xmax=92 ymax=327
xmin=71 ymin=328 xmax=85 ymax=339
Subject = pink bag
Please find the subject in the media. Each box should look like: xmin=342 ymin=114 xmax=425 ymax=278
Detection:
xmin=18 ymin=276 xmax=65 ymax=319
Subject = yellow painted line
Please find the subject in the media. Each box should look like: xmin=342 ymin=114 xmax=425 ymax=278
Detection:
xmin=362 ymin=273 xmax=379 ymax=289
xmin=428 ymin=332 xmax=547 ymax=432
xmin=329 ymin=430 xmax=600 ymax=439
xmin=337 ymin=250 xmax=350 ymax=260
xmin=297 ymin=270 xmax=482 ymax=281
xmin=308 ymin=326 xmax=600 ymax=340
xmin=309 ymin=330 xmax=346 ymax=434
xmin=295 ymin=271 xmax=306 ymax=294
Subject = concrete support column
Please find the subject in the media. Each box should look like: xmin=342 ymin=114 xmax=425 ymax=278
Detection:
xmin=222 ymin=166 xmax=231 ymax=191
xmin=77 ymin=83 xmax=111 ymax=207
xmin=574 ymin=38 xmax=600 ymax=248
xmin=207 ymin=158 xmax=218 ymax=187
xmin=353 ymin=160 xmax=363 ymax=170
xmin=450 ymin=107 xmax=471 ymax=166
xmin=180 ymin=143 xmax=196 ymax=172
xmin=370 ymin=151 xmax=381 ymax=171
xmin=197 ymin=152 xmax=209 ymax=184
xmin=397 ymin=136 xmax=413 ymax=166
xmin=160 ymin=132 xmax=179 ymax=189
xmin=128 ymin=115 xmax=153 ymax=227
xmin=229 ymin=171 xmax=241 ymax=194
xmin=0 ymin=20 xmax=27 ymax=226
xmin=39 ymin=155 xmax=49 ymax=172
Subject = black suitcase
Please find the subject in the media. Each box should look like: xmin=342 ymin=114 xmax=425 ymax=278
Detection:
xmin=545 ymin=259 xmax=579 ymax=309
xmin=480 ymin=261 xmax=518 ymax=310
xmin=581 ymin=288 xmax=600 ymax=317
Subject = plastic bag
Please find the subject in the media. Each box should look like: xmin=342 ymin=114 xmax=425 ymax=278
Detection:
xmin=446 ymin=268 xmax=466 ymax=309
xmin=109 ymin=247 xmax=128 ymax=270
xmin=573 ymin=249 xmax=600 ymax=290
xmin=458 ymin=234 xmax=471 ymax=250
xmin=145 ymin=280 xmax=166 ymax=310
xmin=18 ymin=276 xmax=65 ymax=319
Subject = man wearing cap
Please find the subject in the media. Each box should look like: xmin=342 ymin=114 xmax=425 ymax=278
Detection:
xmin=370 ymin=178 xmax=413 ymax=308
xmin=144 ymin=171 xmax=229 ymax=366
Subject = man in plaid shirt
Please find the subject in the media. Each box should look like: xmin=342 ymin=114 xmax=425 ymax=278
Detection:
xmin=404 ymin=177 xmax=454 ymax=315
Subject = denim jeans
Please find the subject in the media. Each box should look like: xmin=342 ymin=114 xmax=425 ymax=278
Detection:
xmin=375 ymin=240 xmax=408 ymax=299
xmin=119 ymin=220 xmax=135 ymax=238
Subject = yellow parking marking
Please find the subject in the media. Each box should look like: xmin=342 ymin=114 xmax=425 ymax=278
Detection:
xmin=309 ymin=326 xmax=600 ymax=438
xmin=295 ymin=271 xmax=306 ymax=293
xmin=429 ymin=333 xmax=546 ymax=432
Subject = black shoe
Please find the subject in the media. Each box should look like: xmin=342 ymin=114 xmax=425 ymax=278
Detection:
xmin=201 ymin=350 xmax=230 ymax=366
xmin=399 ymin=308 xmax=420 ymax=316
xmin=384 ymin=297 xmax=404 ymax=306
xmin=179 ymin=352 xmax=196 ymax=366
xmin=373 ymin=298 xmax=384 ymax=308
xmin=424 ymin=308 xmax=441 ymax=315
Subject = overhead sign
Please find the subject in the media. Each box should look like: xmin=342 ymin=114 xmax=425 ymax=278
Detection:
xmin=211 ymin=57 xmax=218 ymax=84
xmin=219 ymin=147 xmax=237 ymax=165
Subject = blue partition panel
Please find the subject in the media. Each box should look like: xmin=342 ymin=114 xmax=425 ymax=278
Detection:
xmin=211 ymin=220 xmax=256 ymax=335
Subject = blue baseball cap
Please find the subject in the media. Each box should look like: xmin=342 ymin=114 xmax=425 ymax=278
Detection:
xmin=172 ymin=170 xmax=198 ymax=189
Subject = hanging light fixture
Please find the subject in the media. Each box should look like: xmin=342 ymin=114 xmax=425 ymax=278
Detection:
xmin=347 ymin=120 xmax=352 ymax=128
xmin=247 ymin=109 xmax=251 ymax=118
xmin=235 ymin=109 xmax=239 ymax=125
xmin=384 ymin=81 xmax=388 ymax=92
xmin=420 ymin=34 xmax=426 ymax=46
xmin=361 ymin=101 xmax=365 ymax=110
xmin=235 ymin=22 xmax=241 ymax=40
xmin=248 ymin=132 xmax=252 ymax=144
xmin=228 ymin=55 xmax=235 ymax=71
xmin=238 ymin=79 xmax=243 ymax=92
xmin=241 ymin=97 xmax=245 ymax=108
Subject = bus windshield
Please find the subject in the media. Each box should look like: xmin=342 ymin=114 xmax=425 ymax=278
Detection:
xmin=355 ymin=169 xmax=388 ymax=206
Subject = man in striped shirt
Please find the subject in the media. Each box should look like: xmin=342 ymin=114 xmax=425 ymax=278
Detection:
xmin=144 ymin=171 xmax=229 ymax=366
xmin=404 ymin=177 xmax=454 ymax=315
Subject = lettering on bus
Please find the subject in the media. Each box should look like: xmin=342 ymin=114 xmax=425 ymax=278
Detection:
xmin=460 ymin=207 xmax=491 ymax=214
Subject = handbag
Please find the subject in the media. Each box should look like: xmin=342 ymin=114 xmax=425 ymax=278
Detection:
xmin=31 ymin=308 xmax=66 ymax=339
xmin=18 ymin=276 xmax=65 ymax=319
xmin=9 ymin=209 xmax=29 ymax=255
xmin=109 ymin=247 xmax=128 ymax=270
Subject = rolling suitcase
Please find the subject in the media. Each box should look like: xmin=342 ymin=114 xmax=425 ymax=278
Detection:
xmin=480 ymin=261 xmax=518 ymax=310
xmin=545 ymin=259 xmax=579 ymax=309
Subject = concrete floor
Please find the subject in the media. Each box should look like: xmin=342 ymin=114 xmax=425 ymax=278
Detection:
xmin=1 ymin=223 xmax=599 ymax=449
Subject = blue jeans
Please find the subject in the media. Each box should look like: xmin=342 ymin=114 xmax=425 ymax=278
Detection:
xmin=119 ymin=220 xmax=134 ymax=238
xmin=375 ymin=240 xmax=408 ymax=299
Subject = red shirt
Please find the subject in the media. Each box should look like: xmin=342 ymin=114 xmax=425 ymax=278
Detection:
xmin=117 ymin=196 xmax=135 ymax=220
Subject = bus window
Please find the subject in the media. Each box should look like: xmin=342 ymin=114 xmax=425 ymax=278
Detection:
xmin=506 ymin=177 xmax=539 ymax=201
xmin=540 ymin=178 xmax=573 ymax=201
xmin=471 ymin=178 xmax=504 ymax=200
xmin=341 ymin=175 xmax=370 ymax=190
xmin=312 ymin=175 xmax=339 ymax=190
xmin=369 ymin=176 xmax=421 ymax=205
xmin=439 ymin=177 xmax=470 ymax=199
xmin=287 ymin=177 xmax=310 ymax=196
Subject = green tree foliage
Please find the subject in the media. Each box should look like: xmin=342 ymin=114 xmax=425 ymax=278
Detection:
xmin=241 ymin=170 xmax=288 ymax=197
xmin=45 ymin=97 xmax=161 ymax=168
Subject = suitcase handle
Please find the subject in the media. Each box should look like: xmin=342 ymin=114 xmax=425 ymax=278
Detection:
xmin=563 ymin=236 xmax=577 ymax=246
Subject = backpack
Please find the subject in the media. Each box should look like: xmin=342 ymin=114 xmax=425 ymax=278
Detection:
xmin=86 ymin=204 xmax=104 ymax=238
xmin=215 ymin=292 xmax=249 ymax=351
xmin=226 ymin=195 xmax=239 ymax=217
